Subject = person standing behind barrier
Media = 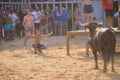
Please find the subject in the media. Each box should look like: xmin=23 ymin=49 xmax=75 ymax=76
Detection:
xmin=46 ymin=7 xmax=54 ymax=33
xmin=23 ymin=9 xmax=34 ymax=49
xmin=4 ymin=13 xmax=12 ymax=40
xmin=0 ymin=15 xmax=4 ymax=42
xmin=18 ymin=8 xmax=27 ymax=38
xmin=40 ymin=10 xmax=49 ymax=34
xmin=102 ymin=0 xmax=114 ymax=29
xmin=53 ymin=6 xmax=61 ymax=35
xmin=73 ymin=6 xmax=81 ymax=30
xmin=8 ymin=10 xmax=18 ymax=39
xmin=82 ymin=0 xmax=93 ymax=30
xmin=67 ymin=9 xmax=73 ymax=31
xmin=31 ymin=7 xmax=41 ymax=34
xmin=60 ymin=7 xmax=68 ymax=35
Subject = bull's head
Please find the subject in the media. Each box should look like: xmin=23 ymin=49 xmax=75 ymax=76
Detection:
xmin=85 ymin=23 xmax=98 ymax=38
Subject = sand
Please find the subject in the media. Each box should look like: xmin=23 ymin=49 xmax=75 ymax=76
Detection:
xmin=0 ymin=35 xmax=120 ymax=80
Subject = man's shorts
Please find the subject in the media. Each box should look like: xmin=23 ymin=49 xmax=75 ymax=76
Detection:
xmin=4 ymin=24 xmax=11 ymax=31
xmin=84 ymin=4 xmax=93 ymax=13
xmin=35 ymin=23 xmax=40 ymax=30
xmin=25 ymin=27 xmax=34 ymax=33
xmin=105 ymin=9 xmax=114 ymax=17
xmin=32 ymin=43 xmax=45 ymax=49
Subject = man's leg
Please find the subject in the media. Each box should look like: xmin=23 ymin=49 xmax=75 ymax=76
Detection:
xmin=24 ymin=33 xmax=28 ymax=48
xmin=106 ymin=16 xmax=113 ymax=29
xmin=88 ymin=13 xmax=92 ymax=23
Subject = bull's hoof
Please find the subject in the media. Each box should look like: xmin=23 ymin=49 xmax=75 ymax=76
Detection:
xmin=112 ymin=69 xmax=115 ymax=72
xmin=103 ymin=69 xmax=107 ymax=73
xmin=95 ymin=65 xmax=99 ymax=69
xmin=34 ymin=51 xmax=37 ymax=54
xmin=95 ymin=67 xmax=99 ymax=69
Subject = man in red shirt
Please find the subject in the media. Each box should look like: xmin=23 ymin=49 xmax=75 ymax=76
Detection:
xmin=102 ymin=0 xmax=113 ymax=29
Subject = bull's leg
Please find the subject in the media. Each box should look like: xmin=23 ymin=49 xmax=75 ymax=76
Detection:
xmin=103 ymin=51 xmax=109 ymax=72
xmin=103 ymin=60 xmax=107 ymax=72
xmin=93 ymin=50 xmax=98 ymax=69
xmin=111 ymin=53 xmax=115 ymax=72
xmin=34 ymin=48 xmax=37 ymax=54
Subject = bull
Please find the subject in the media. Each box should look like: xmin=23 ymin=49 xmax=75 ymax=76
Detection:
xmin=85 ymin=24 xmax=116 ymax=72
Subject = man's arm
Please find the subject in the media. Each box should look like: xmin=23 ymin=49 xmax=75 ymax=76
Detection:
xmin=23 ymin=16 xmax=26 ymax=26
xmin=30 ymin=35 xmax=36 ymax=39
xmin=79 ymin=22 xmax=89 ymax=27
xmin=41 ymin=32 xmax=53 ymax=38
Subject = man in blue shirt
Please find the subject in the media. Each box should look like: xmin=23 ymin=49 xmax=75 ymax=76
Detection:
xmin=53 ymin=6 xmax=61 ymax=35
xmin=60 ymin=7 xmax=68 ymax=35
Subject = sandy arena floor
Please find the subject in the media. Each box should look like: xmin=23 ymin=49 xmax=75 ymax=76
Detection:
xmin=0 ymin=34 xmax=120 ymax=80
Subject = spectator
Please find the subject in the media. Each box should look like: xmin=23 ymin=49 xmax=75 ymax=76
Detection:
xmin=73 ymin=6 xmax=81 ymax=30
xmin=60 ymin=7 xmax=68 ymax=35
xmin=4 ymin=13 xmax=13 ymax=40
xmin=0 ymin=15 xmax=4 ymax=42
xmin=102 ymin=0 xmax=114 ymax=29
xmin=82 ymin=0 xmax=93 ymax=30
xmin=31 ymin=7 xmax=41 ymax=34
xmin=53 ymin=6 xmax=61 ymax=35
xmin=46 ymin=7 xmax=54 ymax=33
xmin=8 ymin=10 xmax=18 ymax=39
xmin=40 ymin=10 xmax=49 ymax=34
xmin=67 ymin=9 xmax=73 ymax=31
xmin=17 ymin=8 xmax=27 ymax=38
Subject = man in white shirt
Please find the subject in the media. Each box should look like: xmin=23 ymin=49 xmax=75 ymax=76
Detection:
xmin=31 ymin=7 xmax=41 ymax=34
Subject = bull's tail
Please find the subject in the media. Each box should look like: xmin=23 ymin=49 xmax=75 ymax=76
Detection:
xmin=102 ymin=29 xmax=116 ymax=65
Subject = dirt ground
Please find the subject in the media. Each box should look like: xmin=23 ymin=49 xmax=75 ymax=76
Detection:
xmin=0 ymin=34 xmax=120 ymax=80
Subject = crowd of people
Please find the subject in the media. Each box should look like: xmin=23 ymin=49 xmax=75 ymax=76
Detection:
xmin=0 ymin=4 xmax=83 ymax=42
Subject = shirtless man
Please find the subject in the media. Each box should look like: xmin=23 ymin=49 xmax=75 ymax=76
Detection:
xmin=31 ymin=30 xmax=52 ymax=54
xmin=81 ymin=0 xmax=93 ymax=30
xmin=23 ymin=9 xmax=34 ymax=48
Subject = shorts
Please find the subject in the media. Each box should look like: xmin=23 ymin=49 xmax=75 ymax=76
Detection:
xmin=84 ymin=4 xmax=93 ymax=13
xmin=32 ymin=43 xmax=45 ymax=49
xmin=35 ymin=23 xmax=40 ymax=30
xmin=4 ymin=24 xmax=12 ymax=31
xmin=25 ymin=26 xmax=34 ymax=33
xmin=11 ymin=24 xmax=15 ymax=31
xmin=105 ymin=9 xmax=113 ymax=17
